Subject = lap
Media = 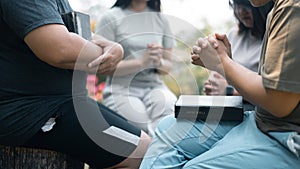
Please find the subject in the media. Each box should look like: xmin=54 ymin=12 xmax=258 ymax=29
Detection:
xmin=153 ymin=115 xmax=240 ymax=159
xmin=183 ymin=112 xmax=300 ymax=168
xmin=23 ymin=97 xmax=141 ymax=168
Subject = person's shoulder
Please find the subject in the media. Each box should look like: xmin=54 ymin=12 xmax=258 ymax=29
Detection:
xmin=151 ymin=10 xmax=170 ymax=24
xmin=102 ymin=7 xmax=126 ymax=20
xmin=276 ymin=0 xmax=299 ymax=7
xmin=272 ymin=0 xmax=299 ymax=17
xmin=108 ymin=7 xmax=123 ymax=14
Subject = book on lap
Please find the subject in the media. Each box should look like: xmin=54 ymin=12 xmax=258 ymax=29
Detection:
xmin=175 ymin=95 xmax=244 ymax=122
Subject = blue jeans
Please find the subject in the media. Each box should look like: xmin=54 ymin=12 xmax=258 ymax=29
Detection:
xmin=140 ymin=111 xmax=300 ymax=169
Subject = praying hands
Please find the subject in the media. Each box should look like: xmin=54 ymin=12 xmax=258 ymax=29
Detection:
xmin=191 ymin=33 xmax=232 ymax=75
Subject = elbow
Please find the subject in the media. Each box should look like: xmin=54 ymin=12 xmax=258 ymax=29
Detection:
xmin=267 ymin=107 xmax=296 ymax=118
xmin=272 ymin=110 xmax=294 ymax=118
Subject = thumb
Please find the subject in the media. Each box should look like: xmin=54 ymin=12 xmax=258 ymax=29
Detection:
xmin=213 ymin=72 xmax=222 ymax=79
xmin=215 ymin=33 xmax=231 ymax=50
xmin=88 ymin=53 xmax=106 ymax=68
xmin=92 ymin=39 xmax=111 ymax=48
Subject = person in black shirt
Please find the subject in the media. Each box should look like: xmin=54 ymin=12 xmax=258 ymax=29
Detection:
xmin=0 ymin=0 xmax=150 ymax=168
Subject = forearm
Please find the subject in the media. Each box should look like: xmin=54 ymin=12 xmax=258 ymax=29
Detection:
xmin=113 ymin=59 xmax=145 ymax=76
xmin=113 ymin=48 xmax=174 ymax=76
xmin=25 ymin=24 xmax=103 ymax=73
xmin=114 ymin=57 xmax=172 ymax=76
xmin=156 ymin=58 xmax=172 ymax=75
xmin=157 ymin=48 xmax=173 ymax=75
xmin=53 ymin=33 xmax=103 ymax=71
xmin=222 ymin=57 xmax=300 ymax=117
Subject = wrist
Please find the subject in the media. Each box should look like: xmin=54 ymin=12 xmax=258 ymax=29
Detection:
xmin=158 ymin=58 xmax=165 ymax=67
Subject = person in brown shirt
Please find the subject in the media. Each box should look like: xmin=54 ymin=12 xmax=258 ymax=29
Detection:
xmin=139 ymin=0 xmax=300 ymax=168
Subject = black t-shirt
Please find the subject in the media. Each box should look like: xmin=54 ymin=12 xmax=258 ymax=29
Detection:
xmin=0 ymin=0 xmax=87 ymax=145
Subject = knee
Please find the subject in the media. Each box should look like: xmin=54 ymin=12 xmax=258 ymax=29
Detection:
xmin=155 ymin=115 xmax=176 ymax=133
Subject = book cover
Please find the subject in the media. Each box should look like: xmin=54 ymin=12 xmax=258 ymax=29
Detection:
xmin=61 ymin=11 xmax=91 ymax=40
xmin=175 ymin=95 xmax=244 ymax=121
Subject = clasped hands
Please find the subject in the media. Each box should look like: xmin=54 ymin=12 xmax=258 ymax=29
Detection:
xmin=203 ymin=71 xmax=229 ymax=95
xmin=142 ymin=43 xmax=164 ymax=68
xmin=86 ymin=40 xmax=164 ymax=75
xmin=191 ymin=33 xmax=232 ymax=73
xmin=87 ymin=37 xmax=124 ymax=75
xmin=86 ymin=33 xmax=231 ymax=75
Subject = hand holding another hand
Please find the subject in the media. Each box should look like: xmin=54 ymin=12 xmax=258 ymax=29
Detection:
xmin=88 ymin=39 xmax=124 ymax=75
xmin=203 ymin=71 xmax=228 ymax=95
xmin=191 ymin=33 xmax=232 ymax=73
xmin=142 ymin=43 xmax=163 ymax=68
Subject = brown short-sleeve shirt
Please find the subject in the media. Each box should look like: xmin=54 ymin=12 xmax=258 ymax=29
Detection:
xmin=256 ymin=0 xmax=300 ymax=133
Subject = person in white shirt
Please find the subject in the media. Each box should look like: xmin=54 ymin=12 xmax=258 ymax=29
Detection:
xmin=95 ymin=0 xmax=177 ymax=136
xmin=203 ymin=0 xmax=273 ymax=97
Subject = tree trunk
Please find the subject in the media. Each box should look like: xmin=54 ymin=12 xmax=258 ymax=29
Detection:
xmin=0 ymin=145 xmax=84 ymax=169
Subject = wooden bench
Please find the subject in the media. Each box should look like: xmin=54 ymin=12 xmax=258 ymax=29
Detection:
xmin=0 ymin=145 xmax=85 ymax=169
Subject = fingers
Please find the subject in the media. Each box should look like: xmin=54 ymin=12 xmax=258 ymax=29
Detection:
xmin=89 ymin=41 xmax=123 ymax=73
xmin=96 ymin=54 xmax=117 ymax=75
xmin=191 ymin=38 xmax=207 ymax=66
xmin=207 ymin=35 xmax=218 ymax=49
xmin=215 ymin=33 xmax=231 ymax=51
xmin=148 ymin=49 xmax=163 ymax=58
xmin=196 ymin=38 xmax=208 ymax=48
xmin=192 ymin=46 xmax=201 ymax=55
xmin=191 ymin=53 xmax=204 ymax=66
xmin=191 ymin=53 xmax=200 ymax=61
xmin=191 ymin=37 xmax=215 ymax=67
xmin=203 ymin=85 xmax=213 ymax=95
xmin=146 ymin=44 xmax=163 ymax=67
xmin=88 ymin=54 xmax=105 ymax=68
xmin=191 ymin=59 xmax=204 ymax=67
xmin=91 ymin=39 xmax=110 ymax=48
xmin=203 ymin=83 xmax=222 ymax=96
xmin=214 ymin=33 xmax=226 ymax=41
xmin=192 ymin=36 xmax=217 ymax=56
xmin=147 ymin=43 xmax=163 ymax=49
xmin=211 ymin=71 xmax=223 ymax=79
xmin=149 ymin=55 xmax=161 ymax=67
xmin=191 ymin=37 xmax=207 ymax=56
xmin=214 ymin=33 xmax=232 ymax=58
xmin=88 ymin=53 xmax=118 ymax=75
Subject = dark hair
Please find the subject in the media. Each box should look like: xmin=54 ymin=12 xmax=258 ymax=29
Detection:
xmin=112 ymin=0 xmax=161 ymax=12
xmin=229 ymin=0 xmax=274 ymax=39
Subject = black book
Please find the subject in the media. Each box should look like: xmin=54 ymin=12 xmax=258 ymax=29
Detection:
xmin=61 ymin=11 xmax=92 ymax=40
xmin=175 ymin=95 xmax=244 ymax=121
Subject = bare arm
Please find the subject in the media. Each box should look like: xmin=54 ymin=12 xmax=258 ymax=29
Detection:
xmin=24 ymin=24 xmax=123 ymax=75
xmin=222 ymin=57 xmax=300 ymax=118
xmin=24 ymin=24 xmax=101 ymax=71
xmin=112 ymin=44 xmax=172 ymax=76
xmin=156 ymin=48 xmax=173 ymax=75
xmin=192 ymin=35 xmax=300 ymax=118
xmin=203 ymin=71 xmax=229 ymax=95
xmin=89 ymin=34 xmax=124 ymax=75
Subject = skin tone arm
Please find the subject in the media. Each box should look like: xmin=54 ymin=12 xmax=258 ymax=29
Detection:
xmin=24 ymin=24 xmax=123 ymax=75
xmin=204 ymin=71 xmax=229 ymax=95
xmin=102 ymin=43 xmax=173 ymax=77
xmin=25 ymin=24 xmax=151 ymax=169
xmin=157 ymin=48 xmax=173 ymax=75
xmin=192 ymin=34 xmax=300 ymax=118
xmin=204 ymin=71 xmax=240 ymax=96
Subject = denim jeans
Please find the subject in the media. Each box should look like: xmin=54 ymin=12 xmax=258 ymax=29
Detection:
xmin=140 ymin=111 xmax=300 ymax=169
